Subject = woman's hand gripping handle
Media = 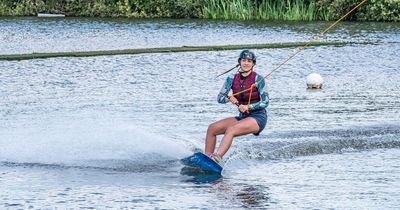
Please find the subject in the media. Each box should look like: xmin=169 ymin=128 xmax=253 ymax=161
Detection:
xmin=228 ymin=96 xmax=249 ymax=113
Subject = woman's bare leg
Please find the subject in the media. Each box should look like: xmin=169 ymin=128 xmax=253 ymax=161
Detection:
xmin=217 ymin=117 xmax=259 ymax=157
xmin=205 ymin=117 xmax=238 ymax=155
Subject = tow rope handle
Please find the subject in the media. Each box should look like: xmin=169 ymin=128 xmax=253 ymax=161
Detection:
xmin=228 ymin=83 xmax=257 ymax=113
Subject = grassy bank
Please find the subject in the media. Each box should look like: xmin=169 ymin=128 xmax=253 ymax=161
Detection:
xmin=0 ymin=41 xmax=378 ymax=61
xmin=0 ymin=0 xmax=398 ymax=21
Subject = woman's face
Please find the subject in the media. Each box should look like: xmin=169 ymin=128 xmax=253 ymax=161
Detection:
xmin=240 ymin=59 xmax=255 ymax=72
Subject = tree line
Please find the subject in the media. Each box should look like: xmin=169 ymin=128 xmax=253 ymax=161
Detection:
xmin=0 ymin=0 xmax=398 ymax=21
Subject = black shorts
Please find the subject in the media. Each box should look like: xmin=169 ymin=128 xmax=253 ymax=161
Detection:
xmin=235 ymin=109 xmax=268 ymax=136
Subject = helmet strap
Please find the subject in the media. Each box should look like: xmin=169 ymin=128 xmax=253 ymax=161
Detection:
xmin=240 ymin=69 xmax=252 ymax=77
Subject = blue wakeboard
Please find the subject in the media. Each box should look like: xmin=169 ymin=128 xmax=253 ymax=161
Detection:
xmin=180 ymin=152 xmax=223 ymax=174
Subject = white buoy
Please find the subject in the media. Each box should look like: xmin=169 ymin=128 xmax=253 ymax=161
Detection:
xmin=306 ymin=73 xmax=323 ymax=89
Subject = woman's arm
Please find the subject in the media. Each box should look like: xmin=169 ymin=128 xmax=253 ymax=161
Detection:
xmin=217 ymin=75 xmax=234 ymax=104
xmin=248 ymin=74 xmax=269 ymax=110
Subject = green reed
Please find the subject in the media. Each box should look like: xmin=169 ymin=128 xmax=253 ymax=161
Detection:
xmin=203 ymin=0 xmax=319 ymax=21
xmin=202 ymin=0 xmax=254 ymax=20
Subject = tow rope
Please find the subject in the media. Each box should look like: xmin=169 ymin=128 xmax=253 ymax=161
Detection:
xmin=222 ymin=0 xmax=369 ymax=107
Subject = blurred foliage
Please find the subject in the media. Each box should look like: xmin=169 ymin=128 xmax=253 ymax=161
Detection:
xmin=315 ymin=0 xmax=399 ymax=21
xmin=0 ymin=0 xmax=203 ymax=17
xmin=0 ymin=0 xmax=398 ymax=21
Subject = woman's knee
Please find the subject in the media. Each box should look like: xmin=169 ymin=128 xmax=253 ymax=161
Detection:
xmin=207 ymin=122 xmax=219 ymax=135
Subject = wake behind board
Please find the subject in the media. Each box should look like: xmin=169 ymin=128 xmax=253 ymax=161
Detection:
xmin=180 ymin=152 xmax=223 ymax=174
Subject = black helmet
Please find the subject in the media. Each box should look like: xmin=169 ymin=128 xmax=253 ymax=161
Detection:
xmin=238 ymin=50 xmax=256 ymax=64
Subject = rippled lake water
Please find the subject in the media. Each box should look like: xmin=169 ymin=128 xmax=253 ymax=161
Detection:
xmin=0 ymin=17 xmax=399 ymax=209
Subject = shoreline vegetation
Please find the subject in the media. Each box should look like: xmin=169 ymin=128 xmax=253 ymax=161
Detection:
xmin=0 ymin=41 xmax=384 ymax=61
xmin=0 ymin=0 xmax=398 ymax=22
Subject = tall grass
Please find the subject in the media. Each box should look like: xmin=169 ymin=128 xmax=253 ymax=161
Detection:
xmin=203 ymin=0 xmax=318 ymax=21
xmin=203 ymin=0 xmax=254 ymax=20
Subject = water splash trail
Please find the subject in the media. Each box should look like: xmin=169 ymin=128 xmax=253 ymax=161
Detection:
xmin=0 ymin=118 xmax=192 ymax=170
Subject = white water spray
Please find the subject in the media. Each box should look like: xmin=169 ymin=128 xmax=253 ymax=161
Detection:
xmin=0 ymin=118 xmax=192 ymax=167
